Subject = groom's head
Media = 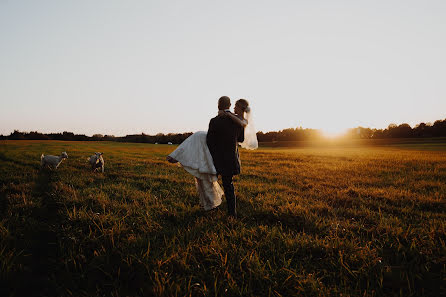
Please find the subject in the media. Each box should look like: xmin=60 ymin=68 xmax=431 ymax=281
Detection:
xmin=218 ymin=96 xmax=231 ymax=110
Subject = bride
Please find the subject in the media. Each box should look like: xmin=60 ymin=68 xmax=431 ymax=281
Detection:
xmin=166 ymin=98 xmax=258 ymax=211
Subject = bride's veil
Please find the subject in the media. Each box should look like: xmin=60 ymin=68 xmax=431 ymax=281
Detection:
xmin=240 ymin=107 xmax=258 ymax=150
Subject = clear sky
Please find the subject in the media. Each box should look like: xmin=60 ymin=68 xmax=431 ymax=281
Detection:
xmin=1 ymin=0 xmax=445 ymax=136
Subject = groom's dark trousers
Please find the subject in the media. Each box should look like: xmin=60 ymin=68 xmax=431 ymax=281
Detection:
xmin=206 ymin=113 xmax=244 ymax=217
xmin=222 ymin=175 xmax=236 ymax=216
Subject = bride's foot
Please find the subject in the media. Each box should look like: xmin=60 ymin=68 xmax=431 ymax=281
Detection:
xmin=166 ymin=156 xmax=178 ymax=163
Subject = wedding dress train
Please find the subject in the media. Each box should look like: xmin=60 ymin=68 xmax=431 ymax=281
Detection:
xmin=168 ymin=131 xmax=223 ymax=210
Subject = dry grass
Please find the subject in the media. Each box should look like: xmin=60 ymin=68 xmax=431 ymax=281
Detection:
xmin=0 ymin=140 xmax=445 ymax=296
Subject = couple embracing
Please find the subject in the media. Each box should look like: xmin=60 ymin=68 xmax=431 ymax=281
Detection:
xmin=167 ymin=96 xmax=258 ymax=218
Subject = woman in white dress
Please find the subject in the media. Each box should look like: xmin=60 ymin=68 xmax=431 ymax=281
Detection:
xmin=166 ymin=99 xmax=258 ymax=211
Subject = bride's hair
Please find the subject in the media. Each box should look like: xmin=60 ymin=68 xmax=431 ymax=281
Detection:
xmin=236 ymin=99 xmax=249 ymax=112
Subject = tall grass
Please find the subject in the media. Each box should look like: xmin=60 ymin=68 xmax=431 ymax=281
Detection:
xmin=0 ymin=140 xmax=445 ymax=296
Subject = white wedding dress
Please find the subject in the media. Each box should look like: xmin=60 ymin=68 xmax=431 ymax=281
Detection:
xmin=168 ymin=131 xmax=223 ymax=210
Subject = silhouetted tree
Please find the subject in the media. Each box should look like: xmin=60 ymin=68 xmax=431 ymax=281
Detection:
xmin=414 ymin=123 xmax=430 ymax=137
xmin=432 ymin=120 xmax=446 ymax=137
xmin=390 ymin=123 xmax=412 ymax=138
xmin=9 ymin=130 xmax=25 ymax=140
xmin=346 ymin=127 xmax=374 ymax=139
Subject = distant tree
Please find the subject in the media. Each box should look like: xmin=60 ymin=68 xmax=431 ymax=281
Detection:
xmin=62 ymin=131 xmax=75 ymax=141
xmin=103 ymin=135 xmax=116 ymax=141
xmin=414 ymin=123 xmax=430 ymax=137
xmin=92 ymin=134 xmax=104 ymax=141
xmin=75 ymin=134 xmax=89 ymax=141
xmin=347 ymin=127 xmax=374 ymax=139
xmin=9 ymin=130 xmax=25 ymax=140
xmin=390 ymin=123 xmax=413 ymax=138
xmin=432 ymin=119 xmax=446 ymax=137
xmin=28 ymin=131 xmax=50 ymax=140
xmin=372 ymin=129 xmax=385 ymax=139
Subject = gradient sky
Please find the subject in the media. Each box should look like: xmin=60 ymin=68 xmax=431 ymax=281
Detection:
xmin=1 ymin=0 xmax=445 ymax=136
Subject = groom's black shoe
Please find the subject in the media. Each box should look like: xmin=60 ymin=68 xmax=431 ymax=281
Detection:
xmin=209 ymin=206 xmax=221 ymax=213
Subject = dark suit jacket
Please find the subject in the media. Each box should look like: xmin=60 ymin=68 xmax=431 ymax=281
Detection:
xmin=206 ymin=115 xmax=245 ymax=176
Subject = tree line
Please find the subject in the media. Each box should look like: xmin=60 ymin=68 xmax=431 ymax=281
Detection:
xmin=344 ymin=119 xmax=446 ymax=139
xmin=0 ymin=131 xmax=193 ymax=144
xmin=1 ymin=118 xmax=445 ymax=143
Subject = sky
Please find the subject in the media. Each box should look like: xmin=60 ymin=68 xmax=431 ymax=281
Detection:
xmin=1 ymin=0 xmax=445 ymax=137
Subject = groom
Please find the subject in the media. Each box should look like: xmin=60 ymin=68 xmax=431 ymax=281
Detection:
xmin=206 ymin=96 xmax=244 ymax=218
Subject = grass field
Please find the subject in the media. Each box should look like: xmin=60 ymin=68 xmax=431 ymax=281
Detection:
xmin=1 ymin=140 xmax=445 ymax=296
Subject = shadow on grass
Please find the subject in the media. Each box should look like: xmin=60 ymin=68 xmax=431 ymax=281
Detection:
xmin=236 ymin=199 xmax=329 ymax=236
xmin=4 ymin=169 xmax=65 ymax=297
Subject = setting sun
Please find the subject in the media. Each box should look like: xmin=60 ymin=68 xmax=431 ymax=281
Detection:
xmin=321 ymin=127 xmax=349 ymax=138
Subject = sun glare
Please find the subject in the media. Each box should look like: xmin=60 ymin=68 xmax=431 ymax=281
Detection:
xmin=321 ymin=127 xmax=348 ymax=139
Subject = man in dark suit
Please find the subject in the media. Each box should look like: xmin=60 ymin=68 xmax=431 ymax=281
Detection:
xmin=206 ymin=96 xmax=244 ymax=218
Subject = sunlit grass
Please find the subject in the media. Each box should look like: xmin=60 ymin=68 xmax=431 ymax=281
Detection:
xmin=0 ymin=140 xmax=445 ymax=296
